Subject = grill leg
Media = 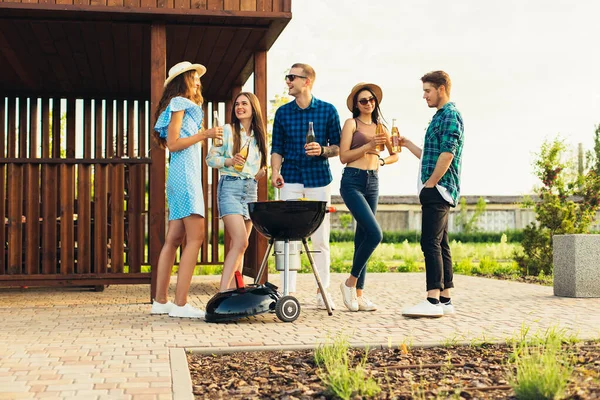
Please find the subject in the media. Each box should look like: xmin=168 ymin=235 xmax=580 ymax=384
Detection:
xmin=283 ymin=239 xmax=289 ymax=296
xmin=254 ymin=239 xmax=274 ymax=285
xmin=302 ymin=238 xmax=333 ymax=316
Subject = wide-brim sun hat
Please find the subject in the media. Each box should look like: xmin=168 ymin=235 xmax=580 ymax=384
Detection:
xmin=164 ymin=61 xmax=207 ymax=87
xmin=346 ymin=82 xmax=383 ymax=112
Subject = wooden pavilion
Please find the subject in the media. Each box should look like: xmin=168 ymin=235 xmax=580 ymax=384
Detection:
xmin=0 ymin=0 xmax=291 ymax=298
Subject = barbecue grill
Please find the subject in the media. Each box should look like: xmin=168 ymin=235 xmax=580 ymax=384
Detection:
xmin=204 ymin=200 xmax=334 ymax=323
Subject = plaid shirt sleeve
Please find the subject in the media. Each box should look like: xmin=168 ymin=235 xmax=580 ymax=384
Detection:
xmin=439 ymin=110 xmax=463 ymax=156
xmin=326 ymin=104 xmax=341 ymax=146
xmin=271 ymin=108 xmax=285 ymax=156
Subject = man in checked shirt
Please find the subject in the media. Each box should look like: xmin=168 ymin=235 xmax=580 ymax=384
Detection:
xmin=271 ymin=63 xmax=341 ymax=309
xmin=400 ymin=71 xmax=465 ymax=318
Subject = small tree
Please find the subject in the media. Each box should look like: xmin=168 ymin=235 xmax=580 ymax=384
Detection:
xmin=455 ymin=196 xmax=486 ymax=233
xmin=515 ymin=136 xmax=600 ymax=276
xmin=585 ymin=124 xmax=600 ymax=174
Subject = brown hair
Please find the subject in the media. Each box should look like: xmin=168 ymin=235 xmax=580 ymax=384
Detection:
xmin=152 ymin=70 xmax=204 ymax=149
xmin=352 ymin=88 xmax=385 ymax=126
xmin=421 ymin=70 xmax=452 ymax=96
xmin=291 ymin=63 xmax=316 ymax=84
xmin=231 ymin=92 xmax=268 ymax=170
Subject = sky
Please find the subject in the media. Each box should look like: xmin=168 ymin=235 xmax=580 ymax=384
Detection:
xmin=257 ymin=0 xmax=600 ymax=196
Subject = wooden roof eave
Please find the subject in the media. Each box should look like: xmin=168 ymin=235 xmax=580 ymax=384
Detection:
xmin=0 ymin=3 xmax=292 ymax=28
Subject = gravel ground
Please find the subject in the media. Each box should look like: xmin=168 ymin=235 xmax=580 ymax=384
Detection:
xmin=188 ymin=341 xmax=600 ymax=399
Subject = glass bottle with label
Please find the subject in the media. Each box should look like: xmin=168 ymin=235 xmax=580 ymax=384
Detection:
xmin=234 ymin=138 xmax=250 ymax=172
xmin=375 ymin=119 xmax=385 ymax=152
xmin=213 ymin=111 xmax=223 ymax=147
xmin=306 ymin=121 xmax=315 ymax=144
xmin=391 ymin=119 xmax=402 ymax=153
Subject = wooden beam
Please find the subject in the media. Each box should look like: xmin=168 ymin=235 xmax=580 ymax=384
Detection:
xmin=0 ymin=26 xmax=38 ymax=90
xmin=149 ymin=23 xmax=166 ymax=302
xmin=0 ymin=3 xmax=292 ymax=23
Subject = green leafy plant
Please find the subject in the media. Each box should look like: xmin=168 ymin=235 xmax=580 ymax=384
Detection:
xmin=338 ymin=213 xmax=354 ymax=230
xmin=314 ymin=335 xmax=380 ymax=400
xmin=508 ymin=326 xmax=575 ymax=399
xmin=515 ymin=136 xmax=600 ymax=276
xmin=455 ymin=196 xmax=487 ymax=233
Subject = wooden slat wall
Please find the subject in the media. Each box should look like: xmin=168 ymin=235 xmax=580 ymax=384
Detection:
xmin=0 ymin=0 xmax=290 ymax=11
xmin=0 ymin=95 xmax=154 ymax=282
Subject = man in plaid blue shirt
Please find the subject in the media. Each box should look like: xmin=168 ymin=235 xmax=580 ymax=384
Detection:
xmin=271 ymin=63 xmax=341 ymax=309
xmin=400 ymin=71 xmax=464 ymax=318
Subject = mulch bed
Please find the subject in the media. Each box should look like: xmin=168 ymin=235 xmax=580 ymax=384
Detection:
xmin=188 ymin=341 xmax=600 ymax=399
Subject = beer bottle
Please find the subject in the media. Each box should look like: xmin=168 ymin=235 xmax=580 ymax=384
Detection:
xmin=306 ymin=121 xmax=315 ymax=144
xmin=391 ymin=119 xmax=402 ymax=153
xmin=213 ymin=111 xmax=223 ymax=147
xmin=234 ymin=137 xmax=250 ymax=172
xmin=376 ymin=119 xmax=385 ymax=152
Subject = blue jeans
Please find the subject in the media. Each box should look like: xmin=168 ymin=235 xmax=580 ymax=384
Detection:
xmin=339 ymin=167 xmax=383 ymax=290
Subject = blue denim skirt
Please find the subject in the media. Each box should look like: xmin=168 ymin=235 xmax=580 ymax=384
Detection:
xmin=217 ymin=175 xmax=258 ymax=220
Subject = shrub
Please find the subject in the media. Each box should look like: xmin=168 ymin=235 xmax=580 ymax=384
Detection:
xmin=329 ymin=230 xmax=524 ymax=244
xmin=515 ymin=137 xmax=600 ymax=276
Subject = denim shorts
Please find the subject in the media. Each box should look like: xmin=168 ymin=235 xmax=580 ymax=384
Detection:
xmin=217 ymin=175 xmax=258 ymax=220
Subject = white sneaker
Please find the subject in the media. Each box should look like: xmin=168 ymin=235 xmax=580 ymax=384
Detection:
xmin=316 ymin=292 xmax=336 ymax=310
xmin=357 ymin=295 xmax=377 ymax=311
xmin=438 ymin=302 xmax=455 ymax=315
xmin=168 ymin=303 xmax=205 ymax=319
xmin=339 ymin=282 xmax=358 ymax=312
xmin=402 ymin=300 xmax=444 ymax=318
xmin=151 ymin=300 xmax=174 ymax=315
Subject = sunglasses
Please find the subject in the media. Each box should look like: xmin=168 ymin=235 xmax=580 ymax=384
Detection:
xmin=285 ymin=74 xmax=308 ymax=82
xmin=357 ymin=97 xmax=376 ymax=106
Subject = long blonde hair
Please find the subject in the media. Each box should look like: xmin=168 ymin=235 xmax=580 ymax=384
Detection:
xmin=230 ymin=92 xmax=268 ymax=170
xmin=152 ymin=70 xmax=203 ymax=149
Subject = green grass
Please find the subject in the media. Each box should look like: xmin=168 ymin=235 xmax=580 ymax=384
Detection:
xmin=314 ymin=335 xmax=380 ymax=400
xmin=507 ymin=325 xmax=576 ymax=400
xmin=140 ymin=240 xmax=525 ymax=280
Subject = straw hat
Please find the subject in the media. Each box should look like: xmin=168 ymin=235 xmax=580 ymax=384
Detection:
xmin=163 ymin=61 xmax=207 ymax=87
xmin=346 ymin=82 xmax=383 ymax=112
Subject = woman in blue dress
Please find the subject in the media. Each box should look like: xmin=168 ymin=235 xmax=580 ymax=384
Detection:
xmin=150 ymin=61 xmax=223 ymax=319
xmin=206 ymin=92 xmax=268 ymax=292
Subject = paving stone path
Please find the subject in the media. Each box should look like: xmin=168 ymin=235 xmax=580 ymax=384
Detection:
xmin=1 ymin=273 xmax=598 ymax=399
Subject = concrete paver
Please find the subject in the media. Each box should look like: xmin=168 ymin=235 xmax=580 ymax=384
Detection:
xmin=1 ymin=273 xmax=599 ymax=398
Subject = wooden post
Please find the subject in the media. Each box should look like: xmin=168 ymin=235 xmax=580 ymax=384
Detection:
xmin=223 ymin=85 xmax=242 ymax=258
xmin=0 ymin=99 xmax=5 ymax=275
xmin=149 ymin=23 xmax=166 ymax=302
xmin=242 ymin=51 xmax=268 ymax=283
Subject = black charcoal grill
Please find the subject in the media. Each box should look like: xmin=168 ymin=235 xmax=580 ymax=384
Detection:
xmin=204 ymin=200 xmax=334 ymax=323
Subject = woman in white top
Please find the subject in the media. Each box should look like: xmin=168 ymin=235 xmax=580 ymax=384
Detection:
xmin=206 ymin=92 xmax=268 ymax=292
